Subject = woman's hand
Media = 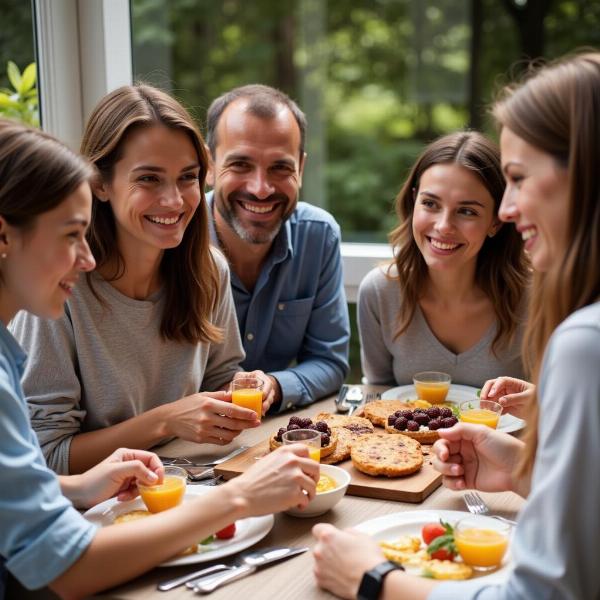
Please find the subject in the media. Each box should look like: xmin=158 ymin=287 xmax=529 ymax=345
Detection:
xmin=232 ymin=370 xmax=279 ymax=414
xmin=432 ymin=423 xmax=526 ymax=495
xmin=480 ymin=376 xmax=535 ymax=418
xmin=227 ymin=445 xmax=319 ymax=515
xmin=163 ymin=391 xmax=260 ymax=445
xmin=312 ymin=524 xmax=386 ymax=599
xmin=61 ymin=448 xmax=164 ymax=509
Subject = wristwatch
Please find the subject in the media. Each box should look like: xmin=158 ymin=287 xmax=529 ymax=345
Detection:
xmin=357 ymin=560 xmax=405 ymax=600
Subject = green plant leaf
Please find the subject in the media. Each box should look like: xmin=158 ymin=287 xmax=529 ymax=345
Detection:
xmin=7 ymin=61 xmax=21 ymax=93
xmin=0 ymin=93 xmax=21 ymax=109
xmin=20 ymin=63 xmax=36 ymax=94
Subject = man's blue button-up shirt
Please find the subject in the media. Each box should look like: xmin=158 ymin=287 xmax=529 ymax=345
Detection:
xmin=207 ymin=193 xmax=350 ymax=411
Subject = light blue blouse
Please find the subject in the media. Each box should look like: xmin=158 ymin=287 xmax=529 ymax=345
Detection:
xmin=0 ymin=321 xmax=95 ymax=593
xmin=429 ymin=301 xmax=600 ymax=600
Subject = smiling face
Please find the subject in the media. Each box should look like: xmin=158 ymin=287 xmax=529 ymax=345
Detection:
xmin=99 ymin=125 xmax=201 ymax=258
xmin=208 ymin=99 xmax=305 ymax=245
xmin=411 ymin=163 xmax=499 ymax=273
xmin=499 ymin=127 xmax=570 ymax=273
xmin=0 ymin=183 xmax=95 ymax=321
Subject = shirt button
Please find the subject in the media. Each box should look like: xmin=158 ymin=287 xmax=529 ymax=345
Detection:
xmin=278 ymin=303 xmax=285 ymax=311
xmin=286 ymin=402 xmax=293 ymax=409
xmin=246 ymin=333 xmax=254 ymax=341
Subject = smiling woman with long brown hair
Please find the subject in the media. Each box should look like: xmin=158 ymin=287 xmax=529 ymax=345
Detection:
xmin=313 ymin=52 xmax=600 ymax=600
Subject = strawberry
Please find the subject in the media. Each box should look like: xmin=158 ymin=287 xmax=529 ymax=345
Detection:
xmin=215 ymin=522 xmax=236 ymax=540
xmin=422 ymin=522 xmax=446 ymax=545
xmin=425 ymin=520 xmax=456 ymax=561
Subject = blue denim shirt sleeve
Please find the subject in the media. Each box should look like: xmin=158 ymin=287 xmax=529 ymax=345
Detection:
xmin=269 ymin=221 xmax=350 ymax=410
xmin=0 ymin=351 xmax=95 ymax=591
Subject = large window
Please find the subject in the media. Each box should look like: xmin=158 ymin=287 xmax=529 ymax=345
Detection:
xmin=131 ymin=0 xmax=600 ymax=244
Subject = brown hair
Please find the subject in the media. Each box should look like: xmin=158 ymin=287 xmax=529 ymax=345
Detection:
xmin=0 ymin=119 xmax=92 ymax=230
xmin=389 ymin=131 xmax=528 ymax=353
xmin=81 ymin=84 xmax=221 ymax=344
xmin=493 ymin=52 xmax=600 ymax=474
xmin=206 ymin=84 xmax=307 ymax=158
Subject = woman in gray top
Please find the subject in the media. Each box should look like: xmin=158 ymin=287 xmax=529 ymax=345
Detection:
xmin=314 ymin=52 xmax=600 ymax=600
xmin=11 ymin=85 xmax=274 ymax=474
xmin=358 ymin=131 xmax=528 ymax=396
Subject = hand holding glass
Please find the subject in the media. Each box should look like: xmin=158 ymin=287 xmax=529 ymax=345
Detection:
xmin=282 ymin=429 xmax=321 ymax=462
xmin=137 ymin=466 xmax=186 ymax=513
xmin=232 ymin=377 xmax=264 ymax=420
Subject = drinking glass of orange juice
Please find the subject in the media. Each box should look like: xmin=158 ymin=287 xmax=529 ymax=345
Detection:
xmin=413 ymin=371 xmax=452 ymax=404
xmin=232 ymin=376 xmax=264 ymax=420
xmin=138 ymin=466 xmax=187 ymax=513
xmin=282 ymin=429 xmax=322 ymax=462
xmin=455 ymin=518 xmax=511 ymax=570
xmin=460 ymin=399 xmax=503 ymax=429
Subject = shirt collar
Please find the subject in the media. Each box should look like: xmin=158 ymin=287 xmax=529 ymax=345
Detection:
xmin=0 ymin=318 xmax=27 ymax=373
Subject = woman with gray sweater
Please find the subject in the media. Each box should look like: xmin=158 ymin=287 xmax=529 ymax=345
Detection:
xmin=358 ymin=132 xmax=528 ymax=405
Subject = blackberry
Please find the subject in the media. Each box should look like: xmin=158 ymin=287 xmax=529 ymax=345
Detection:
xmin=394 ymin=410 xmax=404 ymax=418
xmin=440 ymin=407 xmax=453 ymax=419
xmin=287 ymin=423 xmax=300 ymax=431
xmin=288 ymin=416 xmax=302 ymax=426
xmin=387 ymin=415 xmax=397 ymax=427
xmin=321 ymin=434 xmax=330 ymax=447
xmin=441 ymin=417 xmax=455 ymax=428
xmin=400 ymin=410 xmax=414 ymax=420
xmin=299 ymin=417 xmax=313 ymax=429
xmin=407 ymin=420 xmax=420 ymax=432
xmin=426 ymin=407 xmax=441 ymax=419
xmin=275 ymin=427 xmax=286 ymax=441
xmin=414 ymin=413 xmax=430 ymax=426
xmin=428 ymin=418 xmax=441 ymax=431
xmin=447 ymin=416 xmax=458 ymax=427
xmin=315 ymin=421 xmax=329 ymax=433
xmin=394 ymin=416 xmax=408 ymax=431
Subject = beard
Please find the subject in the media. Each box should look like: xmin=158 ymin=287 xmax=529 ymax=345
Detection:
xmin=215 ymin=190 xmax=295 ymax=245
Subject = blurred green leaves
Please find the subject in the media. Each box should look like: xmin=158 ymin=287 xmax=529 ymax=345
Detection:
xmin=0 ymin=61 xmax=39 ymax=127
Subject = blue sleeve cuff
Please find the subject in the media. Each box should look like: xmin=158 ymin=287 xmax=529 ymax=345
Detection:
xmin=268 ymin=369 xmax=305 ymax=413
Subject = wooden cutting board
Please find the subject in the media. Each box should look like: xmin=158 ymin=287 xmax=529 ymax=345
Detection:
xmin=215 ymin=439 xmax=442 ymax=503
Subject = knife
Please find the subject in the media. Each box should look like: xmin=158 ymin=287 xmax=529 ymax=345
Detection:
xmin=191 ymin=546 xmax=308 ymax=594
xmin=157 ymin=563 xmax=230 ymax=592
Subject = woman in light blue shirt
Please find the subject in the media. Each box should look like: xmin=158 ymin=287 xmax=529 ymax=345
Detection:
xmin=0 ymin=120 xmax=318 ymax=598
xmin=313 ymin=52 xmax=600 ymax=600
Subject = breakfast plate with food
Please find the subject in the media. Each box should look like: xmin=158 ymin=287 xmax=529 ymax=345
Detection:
xmin=381 ymin=384 xmax=525 ymax=434
xmin=355 ymin=509 xmax=513 ymax=583
xmin=83 ymin=486 xmax=274 ymax=567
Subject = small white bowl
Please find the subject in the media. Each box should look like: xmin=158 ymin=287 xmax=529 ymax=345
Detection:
xmin=285 ymin=464 xmax=351 ymax=518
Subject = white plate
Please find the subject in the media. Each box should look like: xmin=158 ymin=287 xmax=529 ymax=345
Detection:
xmin=381 ymin=384 xmax=525 ymax=434
xmin=355 ymin=509 xmax=512 ymax=584
xmin=83 ymin=486 xmax=274 ymax=567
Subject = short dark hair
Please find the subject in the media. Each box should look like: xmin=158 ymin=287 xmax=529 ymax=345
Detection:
xmin=206 ymin=84 xmax=307 ymax=158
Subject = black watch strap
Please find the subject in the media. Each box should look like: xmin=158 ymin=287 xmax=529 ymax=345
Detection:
xmin=357 ymin=560 xmax=404 ymax=600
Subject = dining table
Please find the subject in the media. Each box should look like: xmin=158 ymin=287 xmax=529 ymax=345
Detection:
xmin=12 ymin=385 xmax=524 ymax=600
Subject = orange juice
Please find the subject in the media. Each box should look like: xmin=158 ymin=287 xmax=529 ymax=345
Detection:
xmin=460 ymin=408 xmax=500 ymax=429
xmin=139 ymin=475 xmax=185 ymax=513
xmin=232 ymin=388 xmax=263 ymax=420
xmin=308 ymin=446 xmax=321 ymax=462
xmin=414 ymin=382 xmax=450 ymax=404
xmin=455 ymin=528 xmax=508 ymax=568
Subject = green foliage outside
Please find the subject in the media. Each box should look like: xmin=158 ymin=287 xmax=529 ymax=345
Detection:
xmin=0 ymin=61 xmax=39 ymax=126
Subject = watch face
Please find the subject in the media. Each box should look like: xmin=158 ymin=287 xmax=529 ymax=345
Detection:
xmin=358 ymin=561 xmax=403 ymax=600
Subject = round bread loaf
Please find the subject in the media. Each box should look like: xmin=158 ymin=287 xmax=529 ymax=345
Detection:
xmin=350 ymin=433 xmax=423 ymax=477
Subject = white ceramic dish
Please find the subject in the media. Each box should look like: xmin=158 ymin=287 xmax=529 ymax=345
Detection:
xmin=355 ymin=509 xmax=513 ymax=584
xmin=285 ymin=464 xmax=351 ymax=518
xmin=83 ymin=486 xmax=274 ymax=567
xmin=381 ymin=384 xmax=525 ymax=434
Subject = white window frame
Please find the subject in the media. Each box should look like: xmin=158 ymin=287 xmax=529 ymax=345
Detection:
xmin=34 ymin=0 xmax=389 ymax=299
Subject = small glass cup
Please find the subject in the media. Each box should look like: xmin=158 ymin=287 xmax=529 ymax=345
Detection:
xmin=232 ymin=376 xmax=264 ymax=420
xmin=282 ymin=428 xmax=322 ymax=462
xmin=137 ymin=465 xmax=187 ymax=513
xmin=454 ymin=517 xmax=511 ymax=570
xmin=413 ymin=371 xmax=452 ymax=404
xmin=460 ymin=399 xmax=503 ymax=429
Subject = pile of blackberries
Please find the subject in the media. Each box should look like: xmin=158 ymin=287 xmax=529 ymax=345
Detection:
xmin=387 ymin=406 xmax=458 ymax=432
xmin=274 ymin=416 xmax=332 ymax=446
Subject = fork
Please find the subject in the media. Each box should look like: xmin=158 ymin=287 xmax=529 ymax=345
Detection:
xmin=158 ymin=445 xmax=249 ymax=468
xmin=346 ymin=390 xmax=381 ymax=416
xmin=463 ymin=491 xmax=517 ymax=526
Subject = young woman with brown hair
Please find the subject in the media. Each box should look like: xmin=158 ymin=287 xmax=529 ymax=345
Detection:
xmin=313 ymin=52 xmax=600 ymax=599
xmin=11 ymin=84 xmax=274 ymax=474
xmin=0 ymin=119 xmax=318 ymax=599
xmin=358 ymin=131 xmax=528 ymax=395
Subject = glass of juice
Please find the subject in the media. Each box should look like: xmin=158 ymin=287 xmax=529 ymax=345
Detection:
xmin=460 ymin=400 xmax=503 ymax=429
xmin=282 ymin=428 xmax=322 ymax=462
xmin=455 ymin=518 xmax=511 ymax=570
xmin=232 ymin=376 xmax=264 ymax=420
xmin=413 ymin=371 xmax=452 ymax=404
xmin=138 ymin=466 xmax=187 ymax=513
